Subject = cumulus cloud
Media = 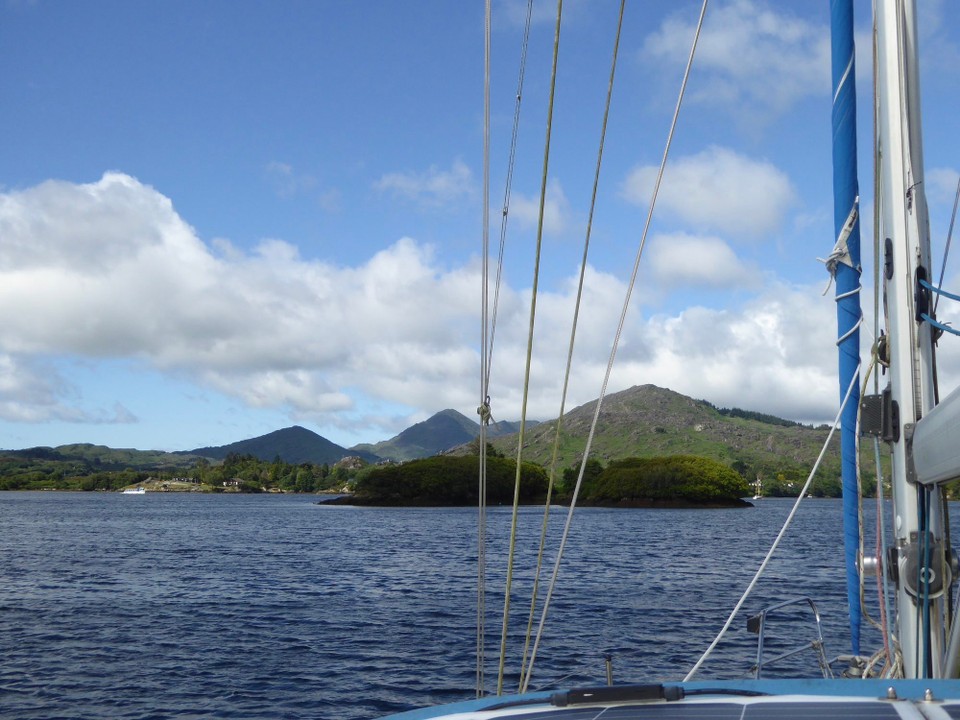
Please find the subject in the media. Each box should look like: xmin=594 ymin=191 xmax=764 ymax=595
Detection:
xmin=643 ymin=0 xmax=829 ymax=118
xmin=0 ymin=173 xmax=494 ymax=430
xmin=638 ymin=286 xmax=839 ymax=421
xmin=507 ymin=179 xmax=571 ymax=235
xmin=0 ymin=171 xmax=900 ymax=434
xmin=621 ymin=146 xmax=796 ymax=237
xmin=646 ymin=233 xmax=758 ymax=289
xmin=374 ymin=159 xmax=474 ymax=208
xmin=464 ymin=253 xmax=850 ymax=427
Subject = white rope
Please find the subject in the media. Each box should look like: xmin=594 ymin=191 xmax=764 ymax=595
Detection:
xmin=683 ymin=364 xmax=861 ymax=681
xmin=520 ymin=0 xmax=710 ymax=693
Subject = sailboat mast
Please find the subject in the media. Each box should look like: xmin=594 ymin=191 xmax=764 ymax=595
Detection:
xmin=875 ymin=0 xmax=944 ymax=678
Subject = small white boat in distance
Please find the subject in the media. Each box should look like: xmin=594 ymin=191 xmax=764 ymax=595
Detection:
xmin=121 ymin=487 xmax=145 ymax=494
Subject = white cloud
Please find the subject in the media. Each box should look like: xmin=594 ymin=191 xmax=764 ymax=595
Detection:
xmin=0 ymin=172 xmax=904 ymax=435
xmin=471 ymin=262 xmax=845 ymax=428
xmin=643 ymin=0 xmax=830 ymax=119
xmin=507 ymin=179 xmax=571 ymax=235
xmin=0 ymin=174 xmax=481 ymax=427
xmin=202 ymin=369 xmax=353 ymax=415
xmin=374 ymin=159 xmax=474 ymax=208
xmin=647 ymin=233 xmax=757 ymax=289
xmin=621 ymin=146 xmax=796 ymax=237
xmin=613 ymin=285 xmax=841 ymax=425
xmin=0 ymin=353 xmax=137 ymax=424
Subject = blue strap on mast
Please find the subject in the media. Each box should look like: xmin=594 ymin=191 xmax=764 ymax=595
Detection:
xmin=829 ymin=0 xmax=863 ymax=656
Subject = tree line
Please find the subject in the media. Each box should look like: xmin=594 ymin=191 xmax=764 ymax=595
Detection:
xmin=0 ymin=452 xmax=351 ymax=493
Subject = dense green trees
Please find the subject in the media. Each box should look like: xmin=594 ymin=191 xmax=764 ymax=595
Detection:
xmin=350 ymin=453 xmax=751 ymax=507
xmin=351 ymin=455 xmax=548 ymax=505
xmin=0 ymin=451 xmax=341 ymax=493
xmin=577 ymin=455 xmax=750 ymax=506
xmin=2 ymin=444 xmax=886 ymax=503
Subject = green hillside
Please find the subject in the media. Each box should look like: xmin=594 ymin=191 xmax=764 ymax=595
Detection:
xmin=486 ymin=384 xmax=876 ymax=498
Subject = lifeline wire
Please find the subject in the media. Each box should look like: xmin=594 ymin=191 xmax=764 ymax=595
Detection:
xmin=517 ymin=0 xmax=625 ymax=693
xmin=684 ymin=365 xmax=861 ymax=681
xmin=521 ymin=0 xmax=710 ymax=693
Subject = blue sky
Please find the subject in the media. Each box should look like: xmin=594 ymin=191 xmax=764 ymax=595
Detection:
xmin=1 ymin=0 xmax=959 ymax=452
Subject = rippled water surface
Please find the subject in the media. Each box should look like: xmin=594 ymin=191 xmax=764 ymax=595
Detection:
xmin=0 ymin=493 xmax=885 ymax=718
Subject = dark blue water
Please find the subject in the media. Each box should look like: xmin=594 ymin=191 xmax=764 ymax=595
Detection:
xmin=0 ymin=493 xmax=885 ymax=719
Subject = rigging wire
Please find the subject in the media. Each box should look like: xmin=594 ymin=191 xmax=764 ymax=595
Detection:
xmin=933 ymin=177 xmax=960 ymax=316
xmin=477 ymin=0 xmax=493 ymax=698
xmin=684 ymin=365 xmax=862 ymax=681
xmin=496 ymin=0 xmax=564 ymax=696
xmin=485 ymin=0 xmax=535 ymax=393
xmin=517 ymin=0 xmax=626 ymax=693
xmin=482 ymin=1 xmax=534 ymax=695
xmin=521 ymin=0 xmax=711 ymax=694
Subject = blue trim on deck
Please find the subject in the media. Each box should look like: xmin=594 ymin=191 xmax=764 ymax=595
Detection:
xmin=380 ymin=680 xmax=960 ymax=718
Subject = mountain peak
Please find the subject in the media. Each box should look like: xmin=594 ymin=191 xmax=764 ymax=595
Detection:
xmin=189 ymin=425 xmax=377 ymax=464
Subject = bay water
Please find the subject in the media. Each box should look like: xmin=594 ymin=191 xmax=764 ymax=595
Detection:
xmin=0 ymin=492 xmax=888 ymax=718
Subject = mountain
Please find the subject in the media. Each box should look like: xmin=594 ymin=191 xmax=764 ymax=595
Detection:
xmin=352 ymin=409 xmax=478 ymax=461
xmin=6 ymin=443 xmax=199 ymax=470
xmin=187 ymin=425 xmax=378 ymax=465
xmin=1 ymin=386 xmax=856 ymax=497
xmin=482 ymin=384 xmax=856 ymax=495
xmin=351 ymin=409 xmax=537 ymax=462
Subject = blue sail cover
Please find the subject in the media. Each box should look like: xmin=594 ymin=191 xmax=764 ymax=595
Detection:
xmin=829 ymin=0 xmax=863 ymax=655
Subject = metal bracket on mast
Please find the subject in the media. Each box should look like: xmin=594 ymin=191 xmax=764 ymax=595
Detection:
xmin=860 ymin=385 xmax=899 ymax=442
xmin=904 ymin=423 xmax=917 ymax=484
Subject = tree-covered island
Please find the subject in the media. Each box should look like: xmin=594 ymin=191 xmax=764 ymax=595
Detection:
xmin=326 ymin=450 xmax=750 ymax=508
